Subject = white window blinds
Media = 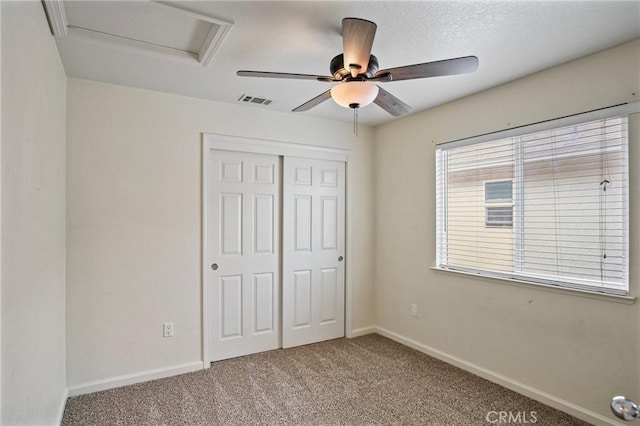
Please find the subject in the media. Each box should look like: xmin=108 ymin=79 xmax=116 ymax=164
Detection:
xmin=436 ymin=116 xmax=629 ymax=295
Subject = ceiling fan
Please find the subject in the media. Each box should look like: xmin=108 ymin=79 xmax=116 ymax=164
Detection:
xmin=237 ymin=17 xmax=479 ymax=117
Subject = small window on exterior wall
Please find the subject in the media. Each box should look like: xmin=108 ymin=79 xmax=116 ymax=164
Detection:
xmin=485 ymin=180 xmax=513 ymax=227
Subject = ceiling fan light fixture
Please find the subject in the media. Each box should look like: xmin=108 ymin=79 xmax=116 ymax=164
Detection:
xmin=330 ymin=81 xmax=379 ymax=109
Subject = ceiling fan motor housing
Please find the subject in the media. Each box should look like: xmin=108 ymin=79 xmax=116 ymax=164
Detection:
xmin=331 ymin=54 xmax=379 ymax=80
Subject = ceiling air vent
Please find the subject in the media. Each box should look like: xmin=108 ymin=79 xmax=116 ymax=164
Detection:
xmin=238 ymin=94 xmax=272 ymax=106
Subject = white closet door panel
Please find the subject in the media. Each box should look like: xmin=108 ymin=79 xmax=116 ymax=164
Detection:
xmin=253 ymin=272 xmax=274 ymax=333
xmin=282 ymin=158 xmax=345 ymax=348
xmin=209 ymin=150 xmax=280 ymax=361
xmin=220 ymin=275 xmax=243 ymax=338
xmin=320 ymin=267 xmax=338 ymax=324
xmin=321 ymin=196 xmax=338 ymax=250
xmin=254 ymin=195 xmax=274 ymax=254
xmin=293 ymin=269 xmax=312 ymax=328
xmin=220 ymin=194 xmax=242 ymax=256
xmin=293 ymin=195 xmax=312 ymax=252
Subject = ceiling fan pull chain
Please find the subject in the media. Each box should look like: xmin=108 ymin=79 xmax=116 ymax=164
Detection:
xmin=354 ymin=107 xmax=356 ymax=135
xmin=353 ymin=107 xmax=359 ymax=137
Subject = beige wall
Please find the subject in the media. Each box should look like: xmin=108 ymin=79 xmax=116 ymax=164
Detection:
xmin=65 ymin=79 xmax=375 ymax=386
xmin=1 ymin=2 xmax=67 ymax=424
xmin=373 ymin=39 xmax=640 ymax=424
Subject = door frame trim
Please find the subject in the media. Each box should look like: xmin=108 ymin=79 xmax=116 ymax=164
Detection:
xmin=202 ymin=133 xmax=352 ymax=366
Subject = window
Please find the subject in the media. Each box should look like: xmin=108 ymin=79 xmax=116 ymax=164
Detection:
xmin=436 ymin=115 xmax=629 ymax=295
xmin=485 ymin=180 xmax=513 ymax=227
xmin=486 ymin=206 xmax=513 ymax=227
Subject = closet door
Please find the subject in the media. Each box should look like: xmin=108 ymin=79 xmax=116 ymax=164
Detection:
xmin=282 ymin=158 xmax=346 ymax=348
xmin=208 ymin=150 xmax=280 ymax=361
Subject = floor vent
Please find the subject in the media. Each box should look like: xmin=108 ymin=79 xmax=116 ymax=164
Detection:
xmin=238 ymin=94 xmax=272 ymax=106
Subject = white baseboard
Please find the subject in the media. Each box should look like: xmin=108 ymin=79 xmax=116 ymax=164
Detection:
xmin=348 ymin=326 xmax=376 ymax=338
xmin=67 ymin=361 xmax=205 ymax=397
xmin=374 ymin=326 xmax=617 ymax=426
xmin=56 ymin=387 xmax=69 ymax=425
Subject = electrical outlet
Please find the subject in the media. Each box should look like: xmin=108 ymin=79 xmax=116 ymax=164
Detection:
xmin=411 ymin=304 xmax=418 ymax=317
xmin=163 ymin=322 xmax=174 ymax=337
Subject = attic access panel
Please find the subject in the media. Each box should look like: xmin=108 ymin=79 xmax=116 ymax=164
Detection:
xmin=43 ymin=1 xmax=232 ymax=67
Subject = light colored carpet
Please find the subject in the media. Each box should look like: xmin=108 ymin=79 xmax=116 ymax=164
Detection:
xmin=62 ymin=334 xmax=590 ymax=425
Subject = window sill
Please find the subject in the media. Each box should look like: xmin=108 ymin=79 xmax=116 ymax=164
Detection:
xmin=429 ymin=267 xmax=636 ymax=305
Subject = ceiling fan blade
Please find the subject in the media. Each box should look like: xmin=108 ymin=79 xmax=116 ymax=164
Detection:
xmin=374 ymin=86 xmax=411 ymax=117
xmin=292 ymin=90 xmax=332 ymax=112
xmin=237 ymin=70 xmax=335 ymax=82
xmin=375 ymin=56 xmax=479 ymax=82
xmin=342 ymin=18 xmax=377 ymax=76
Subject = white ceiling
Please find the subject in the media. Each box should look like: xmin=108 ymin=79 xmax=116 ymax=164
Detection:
xmin=51 ymin=1 xmax=640 ymax=127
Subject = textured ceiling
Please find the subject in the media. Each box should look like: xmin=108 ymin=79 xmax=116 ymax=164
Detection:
xmin=53 ymin=1 xmax=640 ymax=126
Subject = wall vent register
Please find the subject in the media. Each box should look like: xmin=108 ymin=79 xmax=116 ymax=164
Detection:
xmin=238 ymin=94 xmax=273 ymax=106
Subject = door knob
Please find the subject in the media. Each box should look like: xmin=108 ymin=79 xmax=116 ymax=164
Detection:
xmin=211 ymin=263 xmax=219 ymax=271
xmin=611 ymin=396 xmax=639 ymax=421
xmin=338 ymin=256 xmax=344 ymax=262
